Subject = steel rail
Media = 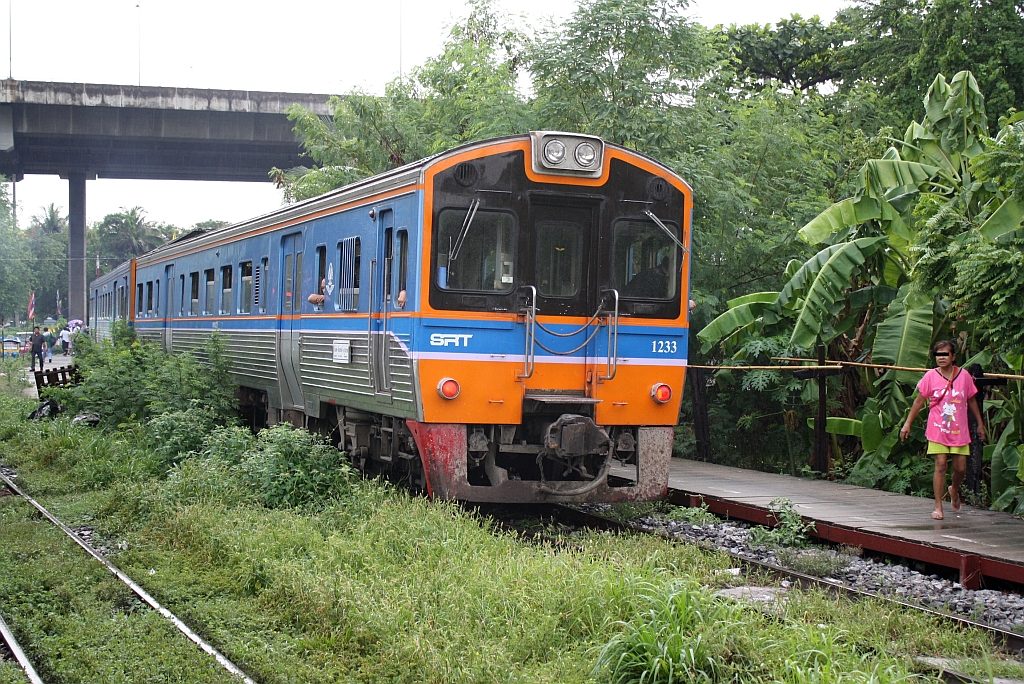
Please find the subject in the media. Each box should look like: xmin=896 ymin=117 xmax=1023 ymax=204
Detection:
xmin=0 ymin=610 xmax=44 ymax=684
xmin=0 ymin=471 xmax=257 ymax=684
xmin=548 ymin=505 xmax=1024 ymax=656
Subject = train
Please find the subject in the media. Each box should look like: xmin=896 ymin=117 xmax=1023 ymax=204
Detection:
xmin=89 ymin=131 xmax=693 ymax=503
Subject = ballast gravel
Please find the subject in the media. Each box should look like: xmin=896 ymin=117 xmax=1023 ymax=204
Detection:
xmin=587 ymin=505 xmax=1024 ymax=634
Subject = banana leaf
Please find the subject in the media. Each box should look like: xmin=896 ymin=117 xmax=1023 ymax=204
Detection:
xmin=726 ymin=291 xmax=779 ymax=308
xmin=847 ymin=427 xmax=900 ymax=487
xmin=697 ymin=301 xmax=771 ymax=352
xmin=807 ymin=417 xmax=863 ymax=436
xmin=860 ymin=412 xmax=884 ymax=451
xmin=979 ymin=196 xmax=1024 ymax=240
xmin=871 ymin=286 xmax=934 ymax=384
xmin=990 ymin=420 xmax=1020 ymax=505
xmin=778 ymin=237 xmax=887 ymax=349
xmin=860 ymin=159 xmax=938 ymax=200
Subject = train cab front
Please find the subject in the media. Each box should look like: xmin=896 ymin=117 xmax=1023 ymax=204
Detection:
xmin=410 ymin=131 xmax=691 ymax=503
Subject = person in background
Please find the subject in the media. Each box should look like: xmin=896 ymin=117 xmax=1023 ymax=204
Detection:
xmin=900 ymin=340 xmax=986 ymax=519
xmin=43 ymin=327 xmax=54 ymax=363
xmin=29 ymin=326 xmax=45 ymax=372
xmin=59 ymin=326 xmax=70 ymax=355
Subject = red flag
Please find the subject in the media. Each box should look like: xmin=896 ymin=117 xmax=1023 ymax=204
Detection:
xmin=27 ymin=292 xmax=35 ymax=321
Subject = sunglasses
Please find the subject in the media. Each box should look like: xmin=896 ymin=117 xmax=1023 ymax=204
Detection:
xmin=934 ymin=352 xmax=952 ymax=357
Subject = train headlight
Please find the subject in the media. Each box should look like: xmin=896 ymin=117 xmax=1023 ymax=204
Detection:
xmin=574 ymin=141 xmax=597 ymax=167
xmin=437 ymin=378 xmax=461 ymax=400
xmin=543 ymin=139 xmax=566 ymax=165
xmin=651 ymin=383 xmax=672 ymax=404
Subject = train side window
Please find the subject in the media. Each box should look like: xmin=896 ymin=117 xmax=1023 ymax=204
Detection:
xmin=294 ymin=251 xmax=303 ymax=312
xmin=310 ymin=246 xmax=327 ymax=310
xmin=612 ymin=218 xmax=679 ymax=301
xmin=536 ymin=221 xmax=582 ymax=297
xmin=136 ymin=284 xmax=144 ymax=317
xmin=395 ymin=229 xmax=408 ymax=307
xmin=204 ymin=269 xmax=215 ymax=315
xmin=284 ymin=254 xmax=293 ymax=312
xmin=338 ymin=237 xmax=360 ymax=311
xmin=179 ymin=275 xmax=185 ymax=316
xmin=189 ymin=272 xmax=200 ymax=316
xmin=239 ymin=262 xmax=253 ymax=314
xmin=154 ymin=280 xmax=160 ymax=317
xmin=435 ymin=208 xmax=515 ymax=292
xmin=146 ymin=281 xmax=154 ymax=316
xmin=220 ymin=265 xmax=233 ymax=314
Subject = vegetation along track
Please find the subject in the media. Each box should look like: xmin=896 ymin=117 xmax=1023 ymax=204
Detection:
xmin=0 ymin=469 xmax=256 ymax=684
xmin=480 ymin=501 xmax=1024 ymax=662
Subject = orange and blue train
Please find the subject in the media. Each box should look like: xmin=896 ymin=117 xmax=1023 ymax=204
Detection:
xmin=89 ymin=132 xmax=692 ymax=503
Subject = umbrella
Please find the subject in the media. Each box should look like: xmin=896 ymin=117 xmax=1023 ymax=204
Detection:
xmin=68 ymin=319 xmax=83 ymax=327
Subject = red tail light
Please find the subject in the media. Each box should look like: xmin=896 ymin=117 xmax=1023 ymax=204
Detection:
xmin=437 ymin=378 xmax=461 ymax=399
xmin=651 ymin=383 xmax=672 ymax=403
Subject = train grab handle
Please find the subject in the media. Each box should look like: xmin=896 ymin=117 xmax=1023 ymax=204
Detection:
xmin=518 ymin=285 xmax=537 ymax=380
xmin=598 ymin=288 xmax=620 ymax=382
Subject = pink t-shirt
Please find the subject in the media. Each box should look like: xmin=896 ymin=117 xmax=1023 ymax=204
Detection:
xmin=916 ymin=368 xmax=978 ymax=447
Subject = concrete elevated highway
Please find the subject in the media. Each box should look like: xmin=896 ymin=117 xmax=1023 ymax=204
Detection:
xmin=0 ymin=79 xmax=335 ymax=321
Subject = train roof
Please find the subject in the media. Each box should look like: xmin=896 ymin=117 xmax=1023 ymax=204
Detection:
xmin=124 ymin=133 xmax=688 ymax=269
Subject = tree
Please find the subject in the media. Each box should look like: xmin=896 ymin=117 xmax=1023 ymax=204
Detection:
xmin=0 ymin=183 xmax=29 ymax=325
xmin=26 ymin=204 xmax=68 ymax=321
xmin=529 ymin=0 xmax=715 ymax=159
xmin=273 ymin=0 xmax=533 ymax=202
xmin=836 ymin=0 xmax=1024 ymax=130
xmin=725 ymin=15 xmax=848 ymax=92
xmin=94 ymin=207 xmax=170 ymax=268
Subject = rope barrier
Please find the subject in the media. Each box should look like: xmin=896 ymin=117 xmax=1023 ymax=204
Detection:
xmin=684 ymin=357 xmax=1024 ymax=381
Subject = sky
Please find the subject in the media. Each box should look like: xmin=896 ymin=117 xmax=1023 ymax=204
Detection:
xmin=9 ymin=0 xmax=850 ymax=230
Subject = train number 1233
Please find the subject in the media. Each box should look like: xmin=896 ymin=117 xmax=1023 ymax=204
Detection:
xmin=652 ymin=340 xmax=678 ymax=353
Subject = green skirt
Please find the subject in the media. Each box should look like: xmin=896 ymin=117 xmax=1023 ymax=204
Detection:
xmin=927 ymin=441 xmax=969 ymax=456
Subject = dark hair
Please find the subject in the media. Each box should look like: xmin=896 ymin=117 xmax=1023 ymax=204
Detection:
xmin=933 ymin=339 xmax=957 ymax=355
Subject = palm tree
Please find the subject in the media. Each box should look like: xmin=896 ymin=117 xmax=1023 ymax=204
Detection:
xmin=27 ymin=203 xmax=67 ymax=238
xmin=96 ymin=207 xmax=169 ymax=263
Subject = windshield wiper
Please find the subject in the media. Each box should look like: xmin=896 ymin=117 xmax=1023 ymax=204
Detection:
xmin=644 ymin=209 xmax=687 ymax=253
xmin=449 ymin=199 xmax=481 ymax=263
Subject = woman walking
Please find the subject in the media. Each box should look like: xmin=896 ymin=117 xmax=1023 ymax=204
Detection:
xmin=900 ymin=340 xmax=986 ymax=519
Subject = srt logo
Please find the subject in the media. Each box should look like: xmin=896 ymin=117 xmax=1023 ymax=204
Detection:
xmin=430 ymin=333 xmax=473 ymax=347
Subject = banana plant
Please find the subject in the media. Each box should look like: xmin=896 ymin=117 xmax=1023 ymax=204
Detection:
xmin=697 ymin=71 xmax=1024 ymax=495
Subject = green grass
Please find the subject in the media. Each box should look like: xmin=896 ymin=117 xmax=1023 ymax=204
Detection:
xmin=1 ymin=390 xmax=1022 ymax=682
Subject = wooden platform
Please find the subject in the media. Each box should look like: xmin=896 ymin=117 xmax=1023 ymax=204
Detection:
xmin=611 ymin=458 xmax=1024 ymax=588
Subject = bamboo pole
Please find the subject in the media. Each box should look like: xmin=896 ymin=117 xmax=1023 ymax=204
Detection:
xmin=769 ymin=356 xmax=1024 ymax=381
xmin=687 ymin=364 xmax=839 ymax=371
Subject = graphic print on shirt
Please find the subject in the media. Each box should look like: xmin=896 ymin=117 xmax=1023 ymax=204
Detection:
xmin=940 ymin=401 xmax=957 ymax=428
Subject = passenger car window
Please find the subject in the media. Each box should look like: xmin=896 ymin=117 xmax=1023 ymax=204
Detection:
xmin=239 ymin=262 xmax=253 ymax=314
xmin=189 ymin=273 xmax=200 ymax=316
xmin=536 ymin=221 xmax=582 ymax=297
xmin=204 ymin=269 xmax=215 ymax=315
xmin=338 ymin=237 xmax=360 ymax=311
xmin=435 ymin=208 xmax=515 ymax=292
xmin=612 ymin=219 xmax=679 ymax=300
xmin=220 ymin=266 xmax=232 ymax=314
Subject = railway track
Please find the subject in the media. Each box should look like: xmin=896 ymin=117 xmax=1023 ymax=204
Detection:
xmin=0 ymin=470 xmax=257 ymax=684
xmin=478 ymin=502 xmax=1024 ymax=684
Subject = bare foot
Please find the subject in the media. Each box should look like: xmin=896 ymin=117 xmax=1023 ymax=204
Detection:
xmin=948 ymin=485 xmax=962 ymax=512
xmin=931 ymin=509 xmax=944 ymax=520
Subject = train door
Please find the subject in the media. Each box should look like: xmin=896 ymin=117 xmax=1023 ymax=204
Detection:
xmin=370 ymin=209 xmax=394 ymax=399
xmin=529 ymin=200 xmax=598 ymax=389
xmin=279 ymin=233 xmax=304 ymax=409
xmin=163 ymin=264 xmax=174 ymax=352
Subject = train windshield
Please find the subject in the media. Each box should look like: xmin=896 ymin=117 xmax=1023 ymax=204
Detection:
xmin=611 ymin=218 xmax=680 ymax=300
xmin=435 ymin=208 xmax=516 ymax=292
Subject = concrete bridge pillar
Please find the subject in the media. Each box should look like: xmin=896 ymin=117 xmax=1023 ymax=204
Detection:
xmin=67 ymin=173 xmax=87 ymax=323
